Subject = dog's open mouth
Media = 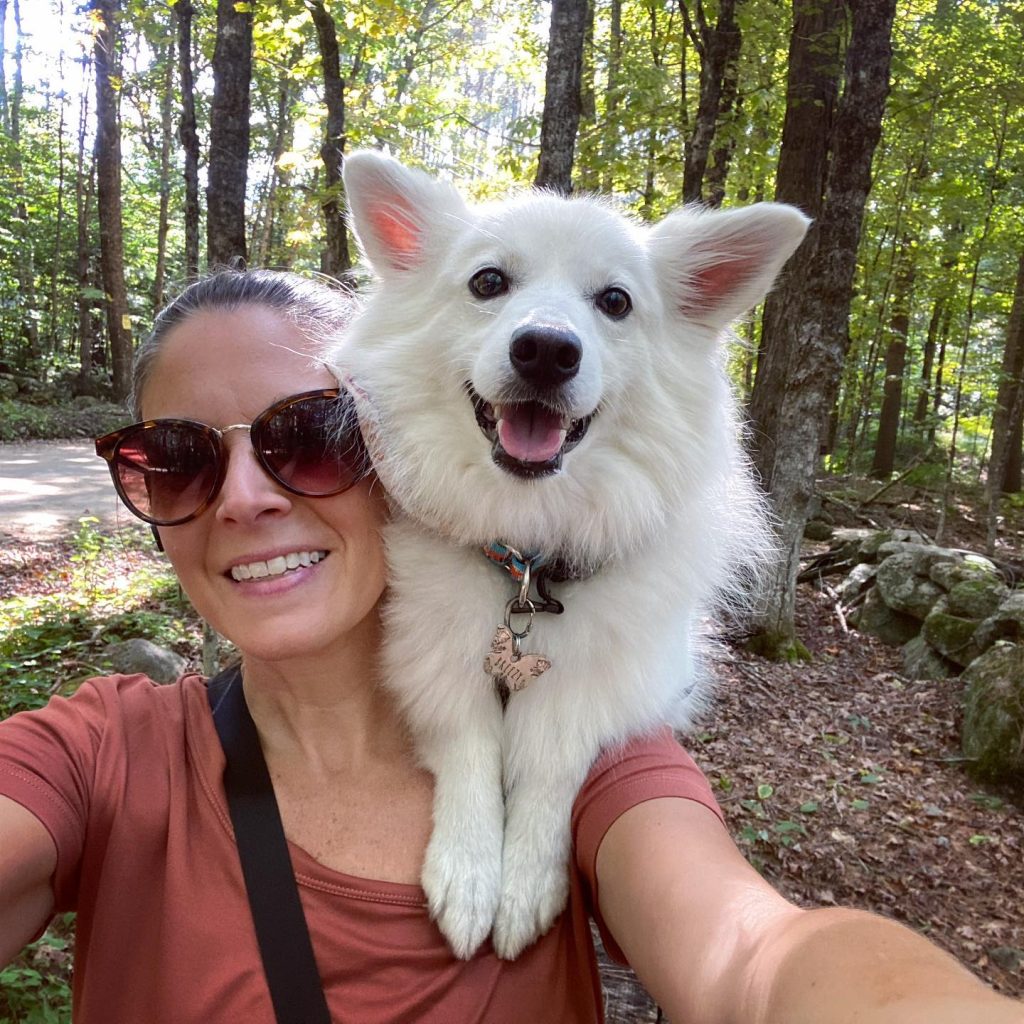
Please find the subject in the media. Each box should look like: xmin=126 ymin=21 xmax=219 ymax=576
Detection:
xmin=466 ymin=383 xmax=592 ymax=477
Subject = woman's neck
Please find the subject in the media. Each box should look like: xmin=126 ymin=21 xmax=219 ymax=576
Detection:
xmin=238 ymin=607 xmax=408 ymax=774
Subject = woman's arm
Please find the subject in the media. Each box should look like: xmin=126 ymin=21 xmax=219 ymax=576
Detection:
xmin=598 ymin=796 xmax=1024 ymax=1024
xmin=0 ymin=795 xmax=56 ymax=966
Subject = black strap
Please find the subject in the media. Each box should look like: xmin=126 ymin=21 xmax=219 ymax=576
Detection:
xmin=207 ymin=666 xmax=332 ymax=1024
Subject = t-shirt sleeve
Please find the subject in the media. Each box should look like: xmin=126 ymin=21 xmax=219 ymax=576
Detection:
xmin=0 ymin=675 xmax=156 ymax=907
xmin=571 ymin=727 xmax=724 ymax=964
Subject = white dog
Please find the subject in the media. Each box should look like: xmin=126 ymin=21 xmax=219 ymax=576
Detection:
xmin=333 ymin=151 xmax=808 ymax=960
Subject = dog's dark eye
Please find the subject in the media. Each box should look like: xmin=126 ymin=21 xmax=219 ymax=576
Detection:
xmin=469 ymin=268 xmax=510 ymax=299
xmin=596 ymin=287 xmax=632 ymax=319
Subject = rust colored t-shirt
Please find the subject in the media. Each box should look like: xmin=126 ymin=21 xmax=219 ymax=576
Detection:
xmin=0 ymin=674 xmax=723 ymax=1023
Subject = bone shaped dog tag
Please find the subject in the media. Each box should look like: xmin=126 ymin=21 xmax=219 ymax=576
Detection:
xmin=483 ymin=625 xmax=552 ymax=693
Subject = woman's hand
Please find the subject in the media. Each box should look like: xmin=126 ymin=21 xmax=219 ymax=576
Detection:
xmin=0 ymin=795 xmax=56 ymax=967
xmin=597 ymin=796 xmax=1024 ymax=1024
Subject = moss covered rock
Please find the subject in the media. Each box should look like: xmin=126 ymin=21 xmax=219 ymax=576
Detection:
xmin=946 ymin=576 xmax=1009 ymax=621
xmin=901 ymin=634 xmax=959 ymax=681
xmin=852 ymin=586 xmax=921 ymax=646
xmin=961 ymin=643 xmax=1024 ymax=793
xmin=922 ymin=598 xmax=982 ymax=667
xmin=974 ymin=591 xmax=1024 ymax=652
xmin=874 ymin=551 xmax=945 ymax=621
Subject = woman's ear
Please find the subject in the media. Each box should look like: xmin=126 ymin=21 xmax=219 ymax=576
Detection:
xmin=151 ymin=526 xmax=164 ymax=552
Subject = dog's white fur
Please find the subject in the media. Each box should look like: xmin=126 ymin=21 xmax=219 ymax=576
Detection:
xmin=331 ymin=151 xmax=808 ymax=960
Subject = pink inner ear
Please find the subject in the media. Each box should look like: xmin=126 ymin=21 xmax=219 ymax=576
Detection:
xmin=367 ymin=200 xmax=422 ymax=270
xmin=679 ymin=258 xmax=754 ymax=316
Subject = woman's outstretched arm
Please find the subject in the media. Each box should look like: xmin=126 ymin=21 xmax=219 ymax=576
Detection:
xmin=0 ymin=795 xmax=56 ymax=967
xmin=599 ymin=796 xmax=1024 ymax=1024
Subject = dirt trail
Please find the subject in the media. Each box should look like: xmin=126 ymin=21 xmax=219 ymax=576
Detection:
xmin=0 ymin=439 xmax=130 ymax=544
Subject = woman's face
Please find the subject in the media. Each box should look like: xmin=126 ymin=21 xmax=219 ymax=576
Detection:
xmin=140 ymin=304 xmax=388 ymax=665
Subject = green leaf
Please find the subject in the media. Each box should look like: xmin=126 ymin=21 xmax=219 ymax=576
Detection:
xmin=851 ymin=799 xmax=870 ymax=811
xmin=756 ymin=783 xmax=774 ymax=801
xmin=799 ymin=801 xmax=819 ymax=814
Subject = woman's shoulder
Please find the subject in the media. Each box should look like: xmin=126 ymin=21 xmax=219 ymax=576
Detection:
xmin=572 ymin=727 xmax=723 ymax=865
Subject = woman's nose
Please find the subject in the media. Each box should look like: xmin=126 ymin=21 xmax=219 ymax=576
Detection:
xmin=214 ymin=435 xmax=292 ymax=524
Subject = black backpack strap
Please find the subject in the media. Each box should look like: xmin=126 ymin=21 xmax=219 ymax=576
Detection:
xmin=207 ymin=666 xmax=332 ymax=1024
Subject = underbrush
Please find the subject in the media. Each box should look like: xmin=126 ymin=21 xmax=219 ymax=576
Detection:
xmin=0 ymin=518 xmax=199 ymax=716
xmin=0 ymin=399 xmax=126 ymax=443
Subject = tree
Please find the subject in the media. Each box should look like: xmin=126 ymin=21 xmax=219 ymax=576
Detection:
xmin=746 ymin=0 xmax=897 ymax=659
xmin=986 ymin=250 xmax=1024 ymax=550
xmin=92 ymin=0 xmax=132 ymax=401
xmin=869 ymin=234 xmax=915 ymax=479
xmin=206 ymin=0 xmax=252 ymax=268
xmin=535 ymin=0 xmax=587 ymax=193
xmin=174 ymin=0 xmax=200 ymax=280
xmin=679 ymin=0 xmax=744 ymax=206
xmin=306 ymin=0 xmax=351 ymax=279
xmin=747 ymin=0 xmax=844 ymax=480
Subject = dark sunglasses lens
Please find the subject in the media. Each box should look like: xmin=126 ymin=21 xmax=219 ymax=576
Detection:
xmin=114 ymin=425 xmax=220 ymax=523
xmin=257 ymin=395 xmax=366 ymax=496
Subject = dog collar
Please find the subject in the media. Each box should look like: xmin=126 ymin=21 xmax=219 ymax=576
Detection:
xmin=482 ymin=540 xmax=597 ymax=615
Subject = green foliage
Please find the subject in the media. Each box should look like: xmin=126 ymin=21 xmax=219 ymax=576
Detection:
xmin=0 ymin=915 xmax=75 ymax=1024
xmin=0 ymin=399 xmax=127 ymax=442
xmin=0 ymin=520 xmax=195 ymax=718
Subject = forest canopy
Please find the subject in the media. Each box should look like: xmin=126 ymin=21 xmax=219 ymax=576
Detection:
xmin=0 ymin=0 xmax=1022 ymax=648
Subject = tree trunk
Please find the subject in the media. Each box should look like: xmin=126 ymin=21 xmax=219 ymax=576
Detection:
xmin=913 ymin=296 xmax=943 ymax=428
xmin=306 ymin=0 xmax=351 ymax=279
xmin=175 ymin=0 xmax=200 ymax=280
xmin=599 ymin=0 xmax=622 ymax=192
xmin=75 ymin=67 xmax=97 ymax=392
xmin=987 ymin=251 xmax=1024 ymax=530
xmin=153 ymin=34 xmax=174 ymax=313
xmin=746 ymin=0 xmax=896 ymax=659
xmin=869 ymin=234 xmax=915 ymax=479
xmin=534 ymin=0 xmax=587 ymax=194
xmin=680 ymin=0 xmax=743 ymax=206
xmin=8 ymin=0 xmax=39 ymax=371
xmin=747 ymin=0 xmax=844 ymax=485
xmin=206 ymin=0 xmax=252 ymax=268
xmin=92 ymin=0 xmax=132 ymax=401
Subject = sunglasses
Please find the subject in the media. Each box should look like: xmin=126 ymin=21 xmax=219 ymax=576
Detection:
xmin=95 ymin=388 xmax=370 ymax=527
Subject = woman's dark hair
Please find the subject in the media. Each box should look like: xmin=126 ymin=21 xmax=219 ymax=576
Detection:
xmin=131 ymin=269 xmax=358 ymax=417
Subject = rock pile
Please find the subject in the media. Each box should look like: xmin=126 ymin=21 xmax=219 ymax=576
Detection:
xmin=805 ymin=529 xmax=1024 ymax=792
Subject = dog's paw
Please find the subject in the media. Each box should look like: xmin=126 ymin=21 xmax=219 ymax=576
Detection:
xmin=492 ymin=857 xmax=570 ymax=960
xmin=422 ymin=830 xmax=502 ymax=960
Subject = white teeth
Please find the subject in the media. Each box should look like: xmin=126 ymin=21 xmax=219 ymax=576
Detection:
xmin=230 ymin=550 xmax=327 ymax=582
xmin=558 ymin=429 xmax=567 ymax=447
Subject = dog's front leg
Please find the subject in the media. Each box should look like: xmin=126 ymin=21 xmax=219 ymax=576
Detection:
xmin=493 ymin=715 xmax=598 ymax=959
xmin=416 ymin=696 xmax=505 ymax=959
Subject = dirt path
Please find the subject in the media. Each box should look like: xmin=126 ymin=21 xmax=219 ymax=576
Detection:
xmin=0 ymin=439 xmax=131 ymax=544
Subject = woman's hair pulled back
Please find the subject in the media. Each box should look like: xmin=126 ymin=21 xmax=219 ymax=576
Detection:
xmin=132 ymin=269 xmax=356 ymax=418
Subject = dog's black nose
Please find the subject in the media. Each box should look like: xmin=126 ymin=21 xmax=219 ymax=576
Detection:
xmin=509 ymin=326 xmax=582 ymax=386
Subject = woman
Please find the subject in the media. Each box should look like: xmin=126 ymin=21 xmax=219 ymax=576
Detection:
xmin=1 ymin=270 xmax=1020 ymax=1023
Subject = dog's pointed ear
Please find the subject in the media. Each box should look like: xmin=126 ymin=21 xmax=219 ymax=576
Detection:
xmin=649 ymin=203 xmax=810 ymax=328
xmin=343 ymin=151 xmax=464 ymax=275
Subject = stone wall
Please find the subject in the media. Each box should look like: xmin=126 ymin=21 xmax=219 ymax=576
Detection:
xmin=809 ymin=529 xmax=1023 ymax=793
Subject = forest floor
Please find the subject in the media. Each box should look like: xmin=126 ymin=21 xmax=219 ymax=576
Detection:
xmin=1 ymin=479 xmax=1022 ymax=1014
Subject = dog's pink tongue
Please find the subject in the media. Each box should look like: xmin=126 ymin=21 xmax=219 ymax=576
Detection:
xmin=498 ymin=404 xmax=564 ymax=463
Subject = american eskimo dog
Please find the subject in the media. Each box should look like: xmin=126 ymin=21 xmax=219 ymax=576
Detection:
xmin=332 ymin=151 xmax=808 ymax=960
